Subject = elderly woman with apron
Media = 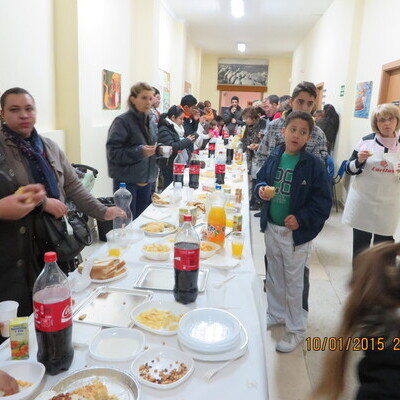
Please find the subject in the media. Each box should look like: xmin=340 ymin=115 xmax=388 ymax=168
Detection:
xmin=342 ymin=103 xmax=400 ymax=261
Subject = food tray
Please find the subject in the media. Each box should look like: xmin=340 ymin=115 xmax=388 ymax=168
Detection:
xmin=133 ymin=265 xmax=208 ymax=292
xmin=52 ymin=367 xmax=140 ymax=400
xmin=72 ymin=286 xmax=153 ymax=328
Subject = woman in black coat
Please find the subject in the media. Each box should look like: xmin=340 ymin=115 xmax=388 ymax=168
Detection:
xmin=316 ymin=104 xmax=339 ymax=154
xmin=157 ymin=105 xmax=196 ymax=189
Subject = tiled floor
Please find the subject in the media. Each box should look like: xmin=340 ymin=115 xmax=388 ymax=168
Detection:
xmin=250 ymin=209 xmax=360 ymax=400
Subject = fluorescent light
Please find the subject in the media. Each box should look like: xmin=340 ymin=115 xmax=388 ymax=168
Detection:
xmin=231 ymin=0 xmax=244 ymax=18
xmin=237 ymin=43 xmax=246 ymax=52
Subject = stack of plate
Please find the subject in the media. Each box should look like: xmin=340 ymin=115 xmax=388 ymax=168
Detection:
xmin=177 ymin=308 xmax=241 ymax=354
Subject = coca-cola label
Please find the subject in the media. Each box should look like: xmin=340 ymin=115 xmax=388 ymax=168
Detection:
xmin=209 ymin=143 xmax=216 ymax=151
xmin=173 ymin=163 xmax=185 ymax=174
xmin=189 ymin=164 xmax=200 ymax=175
xmin=215 ymin=164 xmax=226 ymax=174
xmin=223 ymin=130 xmax=229 ymax=138
xmin=33 ymin=298 xmax=72 ymax=332
xmin=174 ymin=247 xmax=200 ymax=271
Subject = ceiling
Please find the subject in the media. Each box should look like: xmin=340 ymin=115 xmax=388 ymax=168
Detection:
xmin=163 ymin=0 xmax=335 ymax=56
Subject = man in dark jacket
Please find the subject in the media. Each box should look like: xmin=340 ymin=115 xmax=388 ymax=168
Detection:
xmin=179 ymin=94 xmax=199 ymax=137
xmin=223 ymin=96 xmax=244 ymax=135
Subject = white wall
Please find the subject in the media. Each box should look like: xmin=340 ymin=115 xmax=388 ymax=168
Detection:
xmin=0 ymin=0 xmax=56 ymax=132
xmin=76 ymin=0 xmax=135 ymax=197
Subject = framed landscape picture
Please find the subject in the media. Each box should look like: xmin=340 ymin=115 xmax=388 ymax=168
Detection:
xmin=217 ymin=58 xmax=268 ymax=88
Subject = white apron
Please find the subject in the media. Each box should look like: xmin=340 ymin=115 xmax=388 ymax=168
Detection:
xmin=342 ymin=152 xmax=400 ymax=236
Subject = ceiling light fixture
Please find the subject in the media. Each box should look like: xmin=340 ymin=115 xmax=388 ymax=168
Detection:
xmin=237 ymin=43 xmax=246 ymax=52
xmin=231 ymin=0 xmax=244 ymax=18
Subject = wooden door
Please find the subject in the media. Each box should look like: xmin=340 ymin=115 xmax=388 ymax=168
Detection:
xmin=378 ymin=60 xmax=400 ymax=105
xmin=316 ymin=83 xmax=324 ymax=111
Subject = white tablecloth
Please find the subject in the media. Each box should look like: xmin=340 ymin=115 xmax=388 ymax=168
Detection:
xmin=0 ymin=161 xmax=268 ymax=399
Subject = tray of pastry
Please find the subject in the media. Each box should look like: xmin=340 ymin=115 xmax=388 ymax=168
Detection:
xmin=133 ymin=264 xmax=209 ymax=292
xmin=73 ymin=286 xmax=153 ymax=328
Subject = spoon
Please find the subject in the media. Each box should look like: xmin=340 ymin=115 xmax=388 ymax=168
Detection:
xmin=214 ymin=274 xmax=237 ymax=288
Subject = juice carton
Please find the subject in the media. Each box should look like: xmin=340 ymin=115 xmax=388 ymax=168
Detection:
xmin=9 ymin=317 xmax=29 ymax=360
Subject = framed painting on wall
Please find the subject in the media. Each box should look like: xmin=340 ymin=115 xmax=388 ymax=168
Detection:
xmin=159 ymin=69 xmax=170 ymax=113
xmin=354 ymin=81 xmax=373 ymax=118
xmin=184 ymin=81 xmax=192 ymax=95
xmin=102 ymin=69 xmax=121 ymax=110
xmin=217 ymin=58 xmax=268 ymax=87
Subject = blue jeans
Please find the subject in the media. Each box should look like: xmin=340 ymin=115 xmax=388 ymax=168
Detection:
xmin=113 ymin=181 xmax=152 ymax=220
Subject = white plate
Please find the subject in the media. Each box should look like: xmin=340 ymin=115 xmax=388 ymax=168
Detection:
xmin=89 ymin=328 xmax=145 ymax=362
xmin=0 ymin=360 xmax=45 ymax=400
xmin=130 ymin=346 xmax=194 ymax=390
xmin=178 ymin=308 xmax=242 ymax=353
xmin=178 ymin=322 xmax=248 ymax=361
xmin=91 ymin=268 xmax=128 ymax=284
xmin=130 ymin=300 xmax=190 ymax=336
xmin=140 ymin=222 xmax=177 ymax=237
xmin=200 ymin=240 xmax=221 ymax=259
xmin=142 ymin=242 xmax=172 ymax=261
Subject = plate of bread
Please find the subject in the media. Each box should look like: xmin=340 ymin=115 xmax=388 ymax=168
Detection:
xmin=140 ymin=222 xmax=177 ymax=236
xmin=152 ymin=192 xmax=172 ymax=207
xmin=78 ymin=256 xmax=127 ymax=283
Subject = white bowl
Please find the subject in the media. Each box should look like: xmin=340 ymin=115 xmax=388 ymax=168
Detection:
xmin=178 ymin=308 xmax=242 ymax=354
xmin=89 ymin=327 xmax=145 ymax=362
xmin=130 ymin=300 xmax=190 ymax=336
xmin=200 ymin=241 xmax=221 ymax=259
xmin=0 ymin=360 xmax=45 ymax=400
xmin=131 ymin=346 xmax=194 ymax=390
xmin=141 ymin=243 xmax=171 ymax=261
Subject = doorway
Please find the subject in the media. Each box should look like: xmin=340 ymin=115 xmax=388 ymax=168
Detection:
xmin=378 ymin=60 xmax=400 ymax=105
xmin=316 ymin=82 xmax=324 ymax=111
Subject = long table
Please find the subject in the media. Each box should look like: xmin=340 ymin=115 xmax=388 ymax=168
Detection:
xmin=0 ymin=158 xmax=269 ymax=399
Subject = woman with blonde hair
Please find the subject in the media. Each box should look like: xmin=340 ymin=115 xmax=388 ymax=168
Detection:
xmin=313 ymin=241 xmax=400 ymax=399
xmin=342 ymin=103 xmax=400 ymax=261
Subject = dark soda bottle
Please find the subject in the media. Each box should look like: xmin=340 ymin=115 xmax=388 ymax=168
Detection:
xmin=215 ymin=151 xmax=226 ymax=185
xmin=33 ymin=252 xmax=74 ymax=375
xmin=223 ymin=127 xmax=230 ymax=145
xmin=173 ymin=215 xmax=200 ymax=304
xmin=188 ymin=150 xmax=200 ymax=189
xmin=226 ymin=138 xmax=234 ymax=165
xmin=208 ymin=138 xmax=216 ymax=158
xmin=173 ymin=150 xmax=185 ymax=186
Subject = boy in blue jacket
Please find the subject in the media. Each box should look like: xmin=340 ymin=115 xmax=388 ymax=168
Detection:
xmin=255 ymin=111 xmax=332 ymax=352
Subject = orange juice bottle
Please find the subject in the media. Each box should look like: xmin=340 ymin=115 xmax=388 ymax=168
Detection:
xmin=206 ymin=186 xmax=226 ymax=247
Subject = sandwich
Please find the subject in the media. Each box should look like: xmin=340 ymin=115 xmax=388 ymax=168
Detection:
xmin=78 ymin=256 xmax=126 ymax=280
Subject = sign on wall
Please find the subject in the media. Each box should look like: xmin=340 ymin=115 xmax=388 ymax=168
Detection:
xmin=102 ymin=69 xmax=121 ymax=110
xmin=159 ymin=69 xmax=170 ymax=113
xmin=354 ymin=81 xmax=373 ymax=119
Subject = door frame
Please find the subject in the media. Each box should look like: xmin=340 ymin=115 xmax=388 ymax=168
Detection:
xmin=378 ymin=59 xmax=400 ymax=105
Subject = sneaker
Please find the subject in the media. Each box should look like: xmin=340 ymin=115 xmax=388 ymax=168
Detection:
xmin=275 ymin=332 xmax=305 ymax=353
xmin=267 ymin=313 xmax=285 ymax=330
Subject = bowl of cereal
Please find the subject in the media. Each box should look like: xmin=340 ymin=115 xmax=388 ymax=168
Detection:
xmin=142 ymin=242 xmax=172 ymax=261
xmin=200 ymin=241 xmax=221 ymax=259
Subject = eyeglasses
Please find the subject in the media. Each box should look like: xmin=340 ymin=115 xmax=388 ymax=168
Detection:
xmin=377 ymin=116 xmax=395 ymax=124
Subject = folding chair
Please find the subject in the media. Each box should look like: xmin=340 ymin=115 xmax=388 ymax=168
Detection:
xmin=332 ymin=160 xmax=347 ymax=212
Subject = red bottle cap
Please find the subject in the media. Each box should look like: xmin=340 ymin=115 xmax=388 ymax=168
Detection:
xmin=183 ymin=215 xmax=192 ymax=222
xmin=44 ymin=252 xmax=57 ymax=262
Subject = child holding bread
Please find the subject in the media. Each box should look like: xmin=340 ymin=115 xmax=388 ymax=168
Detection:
xmin=255 ymin=111 xmax=332 ymax=353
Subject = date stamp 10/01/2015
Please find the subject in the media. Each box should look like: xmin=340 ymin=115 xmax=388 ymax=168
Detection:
xmin=305 ymin=336 xmax=400 ymax=352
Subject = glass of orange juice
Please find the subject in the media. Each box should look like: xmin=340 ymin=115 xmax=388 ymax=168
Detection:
xmin=231 ymin=231 xmax=244 ymax=258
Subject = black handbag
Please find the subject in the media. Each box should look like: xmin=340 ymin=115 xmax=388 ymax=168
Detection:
xmin=34 ymin=210 xmax=92 ymax=262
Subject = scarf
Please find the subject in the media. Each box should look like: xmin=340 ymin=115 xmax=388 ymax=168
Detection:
xmin=165 ymin=117 xmax=189 ymax=164
xmin=205 ymin=108 xmax=214 ymax=123
xmin=3 ymin=125 xmax=60 ymax=199
xmin=376 ymin=132 xmax=400 ymax=153
xmin=179 ymin=105 xmax=191 ymax=119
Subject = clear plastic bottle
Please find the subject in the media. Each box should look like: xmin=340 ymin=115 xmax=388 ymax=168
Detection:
xmin=206 ymin=185 xmax=226 ymax=247
xmin=33 ymin=252 xmax=74 ymax=375
xmin=173 ymin=150 xmax=186 ymax=186
xmin=113 ymin=182 xmax=132 ymax=230
xmin=173 ymin=215 xmax=200 ymax=304
xmin=215 ymin=151 xmax=226 ymax=185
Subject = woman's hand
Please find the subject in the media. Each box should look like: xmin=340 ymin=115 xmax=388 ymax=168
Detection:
xmin=142 ymin=145 xmax=156 ymax=157
xmin=187 ymin=135 xmax=196 ymax=142
xmin=0 ymin=370 xmax=19 ymax=396
xmin=248 ymin=143 xmax=259 ymax=151
xmin=284 ymin=214 xmax=299 ymax=231
xmin=44 ymin=198 xmax=68 ymax=218
xmin=0 ymin=184 xmax=46 ymax=220
xmin=357 ymin=150 xmax=372 ymax=163
xmin=103 ymin=206 xmax=126 ymax=221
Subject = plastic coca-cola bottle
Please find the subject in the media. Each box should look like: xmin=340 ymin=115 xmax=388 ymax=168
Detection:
xmin=215 ymin=151 xmax=226 ymax=185
xmin=223 ymin=126 xmax=230 ymax=145
xmin=226 ymin=138 xmax=234 ymax=165
xmin=188 ymin=150 xmax=200 ymax=189
xmin=208 ymin=137 xmax=216 ymax=158
xmin=173 ymin=215 xmax=200 ymax=304
xmin=33 ymin=252 xmax=74 ymax=375
xmin=173 ymin=151 xmax=185 ymax=186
